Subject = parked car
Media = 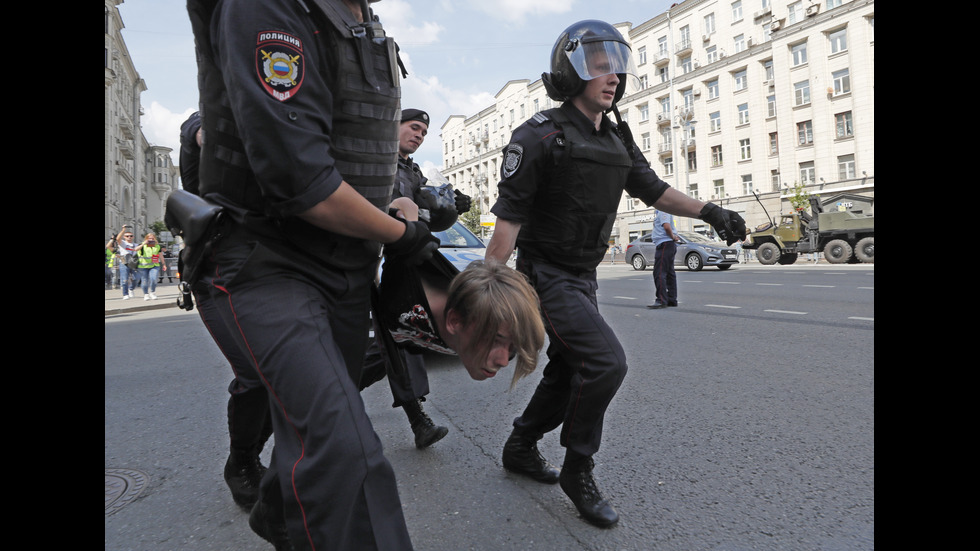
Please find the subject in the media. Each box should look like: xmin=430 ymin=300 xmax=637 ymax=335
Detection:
xmin=625 ymin=231 xmax=738 ymax=271
xmin=432 ymin=221 xmax=487 ymax=271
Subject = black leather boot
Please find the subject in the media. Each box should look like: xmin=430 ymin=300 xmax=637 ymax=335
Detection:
xmin=403 ymin=399 xmax=448 ymax=449
xmin=559 ymin=457 xmax=619 ymax=527
xmin=224 ymin=448 xmax=267 ymax=509
xmin=502 ymin=430 xmax=560 ymax=484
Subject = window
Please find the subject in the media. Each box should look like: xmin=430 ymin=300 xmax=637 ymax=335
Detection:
xmin=679 ymin=25 xmax=691 ymax=49
xmin=794 ymin=80 xmax=810 ymax=105
xmin=713 ymin=179 xmax=725 ymax=198
xmin=660 ymin=127 xmax=672 ymax=148
xmin=711 ymin=145 xmax=723 ymax=166
xmin=641 ymin=132 xmax=651 ymax=151
xmin=829 ymin=28 xmax=847 ymax=53
xmin=688 ymin=151 xmax=697 ymax=171
xmin=838 ymin=154 xmax=855 ymax=179
xmin=732 ymin=1 xmax=743 ymax=22
xmin=681 ymin=56 xmax=692 ymax=73
xmin=833 ymin=69 xmax=851 ymax=95
xmin=742 ymin=174 xmax=753 ymax=195
xmin=710 ymin=111 xmax=722 ymax=132
xmin=767 ymin=94 xmax=777 ymax=117
xmin=769 ymin=132 xmax=778 ymax=154
xmin=660 ymin=97 xmax=671 ymax=114
xmin=827 ymin=0 xmax=842 ymax=9
xmin=800 ymin=162 xmax=815 ymax=185
xmin=706 ymin=45 xmax=719 ymax=64
xmin=639 ymin=103 xmax=650 ymax=122
xmin=658 ymin=66 xmax=669 ymax=83
xmin=658 ymin=36 xmax=668 ymax=56
xmin=734 ymin=34 xmax=746 ymax=53
xmin=797 ymin=120 xmax=813 ymax=145
xmin=734 ymin=69 xmax=747 ymax=91
xmin=664 ymin=156 xmax=674 ymax=176
xmin=533 ymin=99 xmax=539 ymax=113
xmin=638 ymin=46 xmax=647 ymax=65
xmin=763 ymin=59 xmax=774 ymax=81
xmin=682 ymin=89 xmax=695 ymax=109
xmin=689 ymin=183 xmax=700 ymax=200
xmin=638 ymin=74 xmax=649 ymax=89
xmin=704 ymin=13 xmax=716 ymax=36
xmin=707 ymin=79 xmax=720 ymax=99
xmin=791 ymin=42 xmax=808 ymax=66
xmin=738 ymin=103 xmax=749 ymax=125
xmin=770 ymin=170 xmax=781 ymax=191
xmin=788 ymin=1 xmax=804 ymax=24
xmin=835 ymin=111 xmax=853 ymax=138
xmin=739 ymin=138 xmax=751 ymax=160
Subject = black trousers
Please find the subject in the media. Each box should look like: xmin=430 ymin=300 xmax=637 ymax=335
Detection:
xmin=653 ymin=240 xmax=677 ymax=305
xmin=204 ymin=240 xmax=412 ymax=551
xmin=513 ymin=258 xmax=628 ymax=459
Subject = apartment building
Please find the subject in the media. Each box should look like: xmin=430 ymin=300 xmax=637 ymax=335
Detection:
xmin=105 ymin=0 xmax=179 ymax=240
xmin=440 ymin=0 xmax=874 ymax=244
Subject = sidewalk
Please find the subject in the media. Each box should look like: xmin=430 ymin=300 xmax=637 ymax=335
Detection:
xmin=105 ymin=280 xmax=184 ymax=316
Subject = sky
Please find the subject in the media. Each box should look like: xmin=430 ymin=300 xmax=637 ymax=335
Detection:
xmin=116 ymin=0 xmax=676 ymax=176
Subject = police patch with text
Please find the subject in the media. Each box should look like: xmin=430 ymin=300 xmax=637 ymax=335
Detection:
xmin=502 ymin=143 xmax=524 ymax=179
xmin=255 ymin=31 xmax=304 ymax=102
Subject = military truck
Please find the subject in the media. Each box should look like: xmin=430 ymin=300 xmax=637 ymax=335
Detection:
xmin=742 ymin=195 xmax=874 ymax=265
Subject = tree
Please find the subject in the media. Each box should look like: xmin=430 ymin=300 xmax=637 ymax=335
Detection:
xmin=459 ymin=204 xmax=483 ymax=235
xmin=789 ymin=182 xmax=812 ymax=212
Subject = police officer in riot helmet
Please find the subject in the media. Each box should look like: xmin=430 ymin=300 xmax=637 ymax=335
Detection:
xmin=487 ymin=19 xmax=746 ymax=528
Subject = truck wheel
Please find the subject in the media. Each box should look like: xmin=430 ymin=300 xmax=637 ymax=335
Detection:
xmin=855 ymin=237 xmax=874 ymax=263
xmin=757 ymin=243 xmax=780 ymax=265
xmin=824 ymin=239 xmax=853 ymax=264
xmin=631 ymin=254 xmax=647 ymax=271
xmin=777 ymin=253 xmax=798 ymax=265
xmin=685 ymin=253 xmax=703 ymax=271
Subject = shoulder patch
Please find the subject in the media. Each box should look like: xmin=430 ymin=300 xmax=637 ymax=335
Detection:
xmin=502 ymin=143 xmax=524 ymax=179
xmin=255 ymin=31 xmax=305 ymax=102
xmin=529 ymin=112 xmax=549 ymax=127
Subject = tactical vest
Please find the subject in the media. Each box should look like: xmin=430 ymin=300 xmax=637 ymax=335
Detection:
xmin=190 ymin=0 xmax=401 ymax=269
xmin=518 ymin=108 xmax=633 ymax=272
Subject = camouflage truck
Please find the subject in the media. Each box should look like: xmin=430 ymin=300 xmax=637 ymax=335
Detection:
xmin=742 ymin=195 xmax=874 ymax=265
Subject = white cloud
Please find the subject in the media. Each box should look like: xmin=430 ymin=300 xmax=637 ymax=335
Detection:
xmin=373 ymin=0 xmax=445 ymax=45
xmin=141 ymin=102 xmax=196 ymax=156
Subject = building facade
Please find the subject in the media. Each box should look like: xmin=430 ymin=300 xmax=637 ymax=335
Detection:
xmin=441 ymin=0 xmax=874 ymax=245
xmin=105 ymin=0 xmax=178 ymax=241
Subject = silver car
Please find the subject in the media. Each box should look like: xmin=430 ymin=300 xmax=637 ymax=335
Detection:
xmin=626 ymin=231 xmax=738 ymax=271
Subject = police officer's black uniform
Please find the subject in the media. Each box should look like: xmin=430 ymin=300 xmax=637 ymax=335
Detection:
xmin=492 ymin=101 xmax=669 ymax=461
xmin=187 ymin=0 xmax=414 ymax=548
xmin=179 ymin=111 xmax=273 ymax=510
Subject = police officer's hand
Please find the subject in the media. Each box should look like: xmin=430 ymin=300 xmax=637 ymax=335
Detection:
xmin=386 ymin=220 xmax=439 ymax=265
xmin=454 ymin=190 xmax=472 ymax=215
xmin=699 ymin=203 xmax=747 ymax=245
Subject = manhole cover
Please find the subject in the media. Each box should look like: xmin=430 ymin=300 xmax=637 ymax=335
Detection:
xmin=105 ymin=468 xmax=149 ymax=516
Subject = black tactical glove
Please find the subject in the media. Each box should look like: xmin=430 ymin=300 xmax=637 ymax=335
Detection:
xmin=454 ymin=189 xmax=472 ymax=215
xmin=386 ymin=219 xmax=439 ymax=265
xmin=699 ymin=203 xmax=747 ymax=245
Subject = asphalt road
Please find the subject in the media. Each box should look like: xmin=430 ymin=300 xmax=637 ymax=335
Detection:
xmin=105 ymin=263 xmax=874 ymax=551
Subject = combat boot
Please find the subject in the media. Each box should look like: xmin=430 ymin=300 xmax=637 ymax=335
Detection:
xmin=224 ymin=448 xmax=266 ymax=509
xmin=502 ymin=430 xmax=560 ymax=484
xmin=559 ymin=456 xmax=619 ymax=527
xmin=403 ymin=399 xmax=449 ymax=449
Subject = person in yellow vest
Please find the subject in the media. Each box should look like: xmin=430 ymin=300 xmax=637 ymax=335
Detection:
xmin=105 ymin=247 xmax=116 ymax=289
xmin=136 ymin=232 xmax=166 ymax=300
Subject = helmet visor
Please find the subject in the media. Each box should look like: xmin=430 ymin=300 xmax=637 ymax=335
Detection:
xmin=565 ymin=40 xmax=639 ymax=84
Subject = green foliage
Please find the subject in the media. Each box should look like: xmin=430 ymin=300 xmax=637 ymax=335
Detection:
xmin=789 ymin=182 xmax=812 ymax=212
xmin=150 ymin=220 xmax=168 ymax=236
xmin=459 ymin=204 xmax=483 ymax=235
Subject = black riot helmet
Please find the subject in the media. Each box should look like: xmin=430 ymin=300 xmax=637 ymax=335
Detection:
xmin=415 ymin=183 xmax=459 ymax=232
xmin=541 ymin=20 xmax=639 ymax=105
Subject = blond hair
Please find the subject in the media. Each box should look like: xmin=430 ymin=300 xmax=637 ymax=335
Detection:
xmin=446 ymin=260 xmax=544 ymax=387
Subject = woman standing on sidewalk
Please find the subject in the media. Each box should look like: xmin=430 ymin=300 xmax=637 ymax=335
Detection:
xmin=135 ymin=233 xmax=164 ymax=300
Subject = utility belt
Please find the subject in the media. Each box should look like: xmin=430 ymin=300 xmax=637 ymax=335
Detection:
xmin=164 ymin=189 xmax=227 ymax=310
